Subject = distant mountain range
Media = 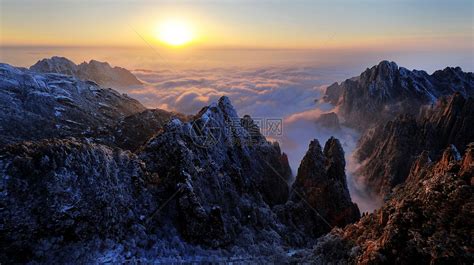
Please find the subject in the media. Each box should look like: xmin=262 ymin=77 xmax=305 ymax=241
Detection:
xmin=30 ymin=56 xmax=143 ymax=88
xmin=0 ymin=58 xmax=472 ymax=263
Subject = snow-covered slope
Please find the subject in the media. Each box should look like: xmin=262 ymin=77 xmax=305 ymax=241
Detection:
xmin=0 ymin=63 xmax=145 ymax=147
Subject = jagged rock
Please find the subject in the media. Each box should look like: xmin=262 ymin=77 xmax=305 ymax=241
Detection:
xmin=323 ymin=60 xmax=474 ymax=129
xmin=138 ymin=96 xmax=292 ymax=247
xmin=0 ymin=63 xmax=145 ymax=147
xmin=311 ymin=143 xmax=474 ymax=264
xmin=0 ymin=138 xmax=154 ymax=263
xmin=30 ymin=56 xmax=142 ymax=88
xmin=315 ymin=112 xmax=341 ymax=130
xmin=276 ymin=137 xmax=360 ymax=240
xmin=355 ymin=93 xmax=474 ymax=197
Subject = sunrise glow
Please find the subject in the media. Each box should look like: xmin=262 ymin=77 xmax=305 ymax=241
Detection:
xmin=156 ymin=20 xmax=194 ymax=46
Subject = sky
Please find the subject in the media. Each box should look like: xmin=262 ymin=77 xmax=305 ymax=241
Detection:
xmin=1 ymin=0 xmax=472 ymax=50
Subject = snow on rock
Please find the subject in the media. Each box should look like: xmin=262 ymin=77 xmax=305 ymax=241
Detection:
xmin=0 ymin=138 xmax=155 ymax=263
xmin=0 ymin=63 xmax=145 ymax=147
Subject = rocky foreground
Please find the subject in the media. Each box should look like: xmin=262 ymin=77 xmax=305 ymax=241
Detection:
xmin=307 ymin=143 xmax=473 ymax=264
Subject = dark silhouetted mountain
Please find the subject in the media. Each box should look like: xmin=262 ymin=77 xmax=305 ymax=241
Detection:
xmin=354 ymin=93 xmax=474 ymax=197
xmin=0 ymin=63 xmax=145 ymax=147
xmin=275 ymin=138 xmax=360 ymax=240
xmin=323 ymin=60 xmax=474 ymax=130
xmin=309 ymin=143 xmax=474 ymax=264
xmin=30 ymin=56 xmax=142 ymax=88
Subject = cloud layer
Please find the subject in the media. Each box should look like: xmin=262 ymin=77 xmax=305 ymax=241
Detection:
xmin=127 ymin=66 xmax=378 ymax=212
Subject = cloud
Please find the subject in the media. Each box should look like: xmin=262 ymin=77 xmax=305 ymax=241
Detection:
xmin=130 ymin=67 xmax=334 ymax=118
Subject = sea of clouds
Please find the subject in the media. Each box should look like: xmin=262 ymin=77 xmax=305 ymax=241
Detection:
xmin=127 ymin=66 xmax=378 ymax=212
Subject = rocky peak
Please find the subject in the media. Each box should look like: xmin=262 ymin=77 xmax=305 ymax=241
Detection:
xmin=218 ymin=95 xmax=238 ymax=118
xmin=323 ymin=60 xmax=474 ymax=130
xmin=30 ymin=56 xmax=78 ymax=75
xmin=323 ymin=137 xmax=346 ymax=185
xmin=295 ymin=139 xmax=326 ymax=183
xmin=139 ymin=96 xmax=292 ymax=247
xmin=364 ymin=60 xmax=399 ymax=83
xmin=279 ymin=138 xmax=359 ymax=239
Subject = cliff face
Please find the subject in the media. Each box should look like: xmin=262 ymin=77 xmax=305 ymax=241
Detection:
xmin=311 ymin=143 xmax=474 ymax=265
xmin=0 ymin=63 xmax=145 ymax=147
xmin=355 ymin=93 xmax=474 ymax=197
xmin=275 ymin=138 xmax=360 ymax=241
xmin=323 ymin=61 xmax=474 ymax=130
xmin=30 ymin=56 xmax=142 ymax=88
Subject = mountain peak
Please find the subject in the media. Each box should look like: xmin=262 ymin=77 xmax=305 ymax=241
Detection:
xmin=286 ymin=137 xmax=360 ymax=236
xmin=30 ymin=56 xmax=78 ymax=75
xmin=217 ymin=95 xmax=239 ymax=118
xmin=376 ymin=60 xmax=399 ymax=71
xmin=323 ymin=137 xmax=346 ymax=184
xmin=323 ymin=60 xmax=474 ymax=130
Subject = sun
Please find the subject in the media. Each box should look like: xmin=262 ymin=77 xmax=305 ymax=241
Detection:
xmin=156 ymin=20 xmax=194 ymax=46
